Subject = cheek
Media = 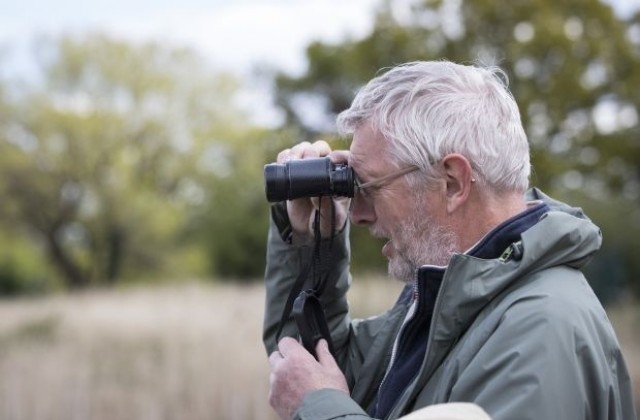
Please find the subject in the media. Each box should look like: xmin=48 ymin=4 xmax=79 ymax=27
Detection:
xmin=375 ymin=202 xmax=408 ymax=235
xmin=387 ymin=198 xmax=414 ymax=222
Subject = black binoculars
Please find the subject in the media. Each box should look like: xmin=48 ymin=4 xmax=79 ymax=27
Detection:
xmin=264 ymin=157 xmax=355 ymax=202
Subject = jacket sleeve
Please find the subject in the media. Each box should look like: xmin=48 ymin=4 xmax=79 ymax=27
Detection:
xmin=294 ymin=389 xmax=373 ymax=420
xmin=293 ymin=391 xmax=493 ymax=420
xmin=262 ymin=203 xmax=353 ymax=358
xmin=262 ymin=204 xmax=412 ymax=417
xmin=447 ymin=285 xmax=637 ymax=420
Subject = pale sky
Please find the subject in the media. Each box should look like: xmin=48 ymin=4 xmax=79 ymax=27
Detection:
xmin=0 ymin=0 xmax=379 ymax=79
xmin=1 ymin=0 xmax=637 ymax=125
xmin=2 ymin=0 xmax=637 ymax=77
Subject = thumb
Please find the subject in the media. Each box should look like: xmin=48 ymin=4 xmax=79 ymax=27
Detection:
xmin=315 ymin=339 xmax=350 ymax=395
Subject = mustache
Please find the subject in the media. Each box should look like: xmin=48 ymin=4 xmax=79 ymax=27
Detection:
xmin=369 ymin=226 xmax=388 ymax=239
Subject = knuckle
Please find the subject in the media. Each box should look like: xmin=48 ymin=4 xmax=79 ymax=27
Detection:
xmin=291 ymin=141 xmax=311 ymax=151
xmin=301 ymin=149 xmax=320 ymax=158
xmin=277 ymin=151 xmax=293 ymax=164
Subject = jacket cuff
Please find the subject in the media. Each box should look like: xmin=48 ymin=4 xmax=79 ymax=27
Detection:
xmin=271 ymin=202 xmax=294 ymax=244
xmin=294 ymin=389 xmax=370 ymax=420
xmin=270 ymin=201 xmax=349 ymax=246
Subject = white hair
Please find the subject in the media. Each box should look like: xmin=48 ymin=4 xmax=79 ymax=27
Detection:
xmin=336 ymin=60 xmax=531 ymax=194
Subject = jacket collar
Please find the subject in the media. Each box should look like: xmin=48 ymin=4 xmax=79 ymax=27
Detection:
xmin=415 ymin=190 xmax=601 ymax=378
xmin=389 ymin=190 xmax=603 ymax=418
xmin=416 ymin=201 xmax=549 ymax=285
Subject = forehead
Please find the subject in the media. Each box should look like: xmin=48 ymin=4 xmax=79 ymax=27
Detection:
xmin=349 ymin=122 xmax=390 ymax=173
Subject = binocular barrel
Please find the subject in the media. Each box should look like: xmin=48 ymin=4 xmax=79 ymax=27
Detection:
xmin=264 ymin=157 xmax=355 ymax=202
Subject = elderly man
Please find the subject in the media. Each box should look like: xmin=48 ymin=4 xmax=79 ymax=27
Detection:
xmin=263 ymin=61 xmax=637 ymax=420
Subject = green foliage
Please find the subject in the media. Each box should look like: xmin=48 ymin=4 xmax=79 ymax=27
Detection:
xmin=274 ymin=0 xmax=640 ymax=299
xmin=192 ymin=127 xmax=295 ymax=281
xmin=2 ymin=1 xmax=638 ymax=295
xmin=0 ymin=34 xmax=256 ymax=290
xmin=0 ymin=228 xmax=53 ymax=296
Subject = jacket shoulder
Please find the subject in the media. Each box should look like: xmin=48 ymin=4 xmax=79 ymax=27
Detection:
xmin=449 ymin=266 xmax=632 ymax=419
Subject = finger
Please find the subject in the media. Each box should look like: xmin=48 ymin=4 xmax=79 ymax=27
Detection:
xmin=289 ymin=141 xmax=312 ymax=160
xmin=317 ymin=195 xmax=345 ymax=215
xmin=315 ymin=339 xmax=338 ymax=368
xmin=268 ymin=350 xmax=283 ymax=368
xmin=277 ymin=336 xmax=302 ymax=357
xmin=277 ymin=141 xmax=333 ymax=165
xmin=328 ymin=150 xmax=350 ymax=165
xmin=301 ymin=147 xmax=321 ymax=159
xmin=311 ymin=140 xmax=332 ymax=156
xmin=301 ymin=140 xmax=332 ymax=159
xmin=309 ymin=196 xmax=320 ymax=211
xmin=276 ymin=148 xmax=292 ymax=164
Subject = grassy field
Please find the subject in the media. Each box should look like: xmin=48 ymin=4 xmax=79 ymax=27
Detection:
xmin=0 ymin=279 xmax=637 ymax=420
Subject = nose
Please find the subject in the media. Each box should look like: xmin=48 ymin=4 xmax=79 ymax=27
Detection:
xmin=349 ymin=194 xmax=376 ymax=226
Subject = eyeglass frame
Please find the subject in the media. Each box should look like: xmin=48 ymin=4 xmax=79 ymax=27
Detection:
xmin=352 ymin=156 xmax=478 ymax=205
xmin=354 ymin=165 xmax=421 ymax=199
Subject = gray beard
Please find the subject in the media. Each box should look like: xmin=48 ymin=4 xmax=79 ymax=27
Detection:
xmin=388 ymin=201 xmax=458 ymax=283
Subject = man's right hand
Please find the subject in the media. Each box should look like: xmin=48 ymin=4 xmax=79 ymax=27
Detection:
xmin=276 ymin=141 xmax=350 ymax=241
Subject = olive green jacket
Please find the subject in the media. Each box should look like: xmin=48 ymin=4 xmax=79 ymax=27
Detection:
xmin=263 ymin=189 xmax=637 ymax=420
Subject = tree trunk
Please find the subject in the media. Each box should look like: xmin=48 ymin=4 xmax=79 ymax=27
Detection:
xmin=46 ymin=229 xmax=89 ymax=289
xmin=105 ymin=226 xmax=126 ymax=285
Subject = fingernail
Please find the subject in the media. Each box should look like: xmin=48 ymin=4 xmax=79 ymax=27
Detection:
xmin=319 ymin=339 xmax=328 ymax=351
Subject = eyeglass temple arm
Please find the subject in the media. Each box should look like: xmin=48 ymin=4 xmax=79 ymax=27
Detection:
xmin=356 ymin=166 xmax=420 ymax=190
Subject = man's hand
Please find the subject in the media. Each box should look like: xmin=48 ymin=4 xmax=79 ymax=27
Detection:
xmin=276 ymin=141 xmax=350 ymax=240
xmin=268 ymin=337 xmax=349 ymax=419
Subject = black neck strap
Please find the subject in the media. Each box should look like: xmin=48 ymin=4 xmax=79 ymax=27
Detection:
xmin=274 ymin=197 xmax=337 ymax=358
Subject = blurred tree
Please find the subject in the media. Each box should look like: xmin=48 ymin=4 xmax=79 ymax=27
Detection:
xmin=274 ymin=0 xmax=640 ymax=298
xmin=0 ymin=34 xmax=253 ymax=289
xmin=191 ymin=126 xmax=293 ymax=281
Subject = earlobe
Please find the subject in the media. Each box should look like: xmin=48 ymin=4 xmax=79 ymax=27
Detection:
xmin=442 ymin=154 xmax=473 ymax=213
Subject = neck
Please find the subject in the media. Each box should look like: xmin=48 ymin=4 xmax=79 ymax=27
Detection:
xmin=455 ymin=191 xmax=527 ymax=252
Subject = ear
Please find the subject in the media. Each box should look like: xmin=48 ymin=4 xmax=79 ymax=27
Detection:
xmin=441 ymin=154 xmax=474 ymax=214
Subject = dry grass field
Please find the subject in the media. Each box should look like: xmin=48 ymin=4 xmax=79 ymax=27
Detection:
xmin=0 ymin=278 xmax=637 ymax=420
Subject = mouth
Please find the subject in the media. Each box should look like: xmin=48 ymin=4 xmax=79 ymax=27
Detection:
xmin=371 ymin=230 xmax=393 ymax=258
xmin=370 ymin=227 xmax=395 ymax=258
xmin=381 ymin=240 xmax=394 ymax=258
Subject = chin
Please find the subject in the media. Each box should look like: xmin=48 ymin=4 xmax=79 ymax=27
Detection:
xmin=388 ymin=258 xmax=415 ymax=284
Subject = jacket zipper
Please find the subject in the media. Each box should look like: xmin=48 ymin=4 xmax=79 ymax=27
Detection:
xmin=375 ymin=276 xmax=421 ymax=405
xmin=386 ymin=264 xmax=452 ymax=419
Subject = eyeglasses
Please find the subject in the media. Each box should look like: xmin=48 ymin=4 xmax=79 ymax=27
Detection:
xmin=354 ymin=165 xmax=420 ymax=199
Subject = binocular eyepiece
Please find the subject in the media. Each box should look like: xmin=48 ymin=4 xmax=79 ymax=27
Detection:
xmin=264 ymin=157 xmax=355 ymax=202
